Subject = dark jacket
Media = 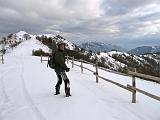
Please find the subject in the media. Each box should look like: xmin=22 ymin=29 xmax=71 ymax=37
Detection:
xmin=54 ymin=49 xmax=68 ymax=73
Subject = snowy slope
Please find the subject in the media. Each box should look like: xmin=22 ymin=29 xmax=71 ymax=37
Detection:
xmin=1 ymin=31 xmax=75 ymax=55
xmin=0 ymin=39 xmax=160 ymax=120
xmin=36 ymin=34 xmax=76 ymax=50
xmin=15 ymin=31 xmax=31 ymax=41
xmin=96 ymin=51 xmax=126 ymax=69
xmin=10 ymin=38 xmax=49 ymax=56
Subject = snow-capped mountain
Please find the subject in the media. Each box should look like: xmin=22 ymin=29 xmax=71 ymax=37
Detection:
xmin=129 ymin=46 xmax=160 ymax=55
xmin=0 ymin=31 xmax=76 ymax=54
xmin=36 ymin=34 xmax=76 ymax=51
xmin=79 ymin=42 xmax=126 ymax=53
xmin=15 ymin=31 xmax=33 ymax=40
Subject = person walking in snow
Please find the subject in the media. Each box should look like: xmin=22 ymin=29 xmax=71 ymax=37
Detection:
xmin=54 ymin=40 xmax=71 ymax=97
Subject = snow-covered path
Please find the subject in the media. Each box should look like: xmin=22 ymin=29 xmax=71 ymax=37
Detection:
xmin=0 ymin=56 xmax=46 ymax=120
xmin=0 ymin=54 xmax=160 ymax=120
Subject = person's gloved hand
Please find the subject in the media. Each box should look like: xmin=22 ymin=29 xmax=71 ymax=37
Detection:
xmin=66 ymin=68 xmax=70 ymax=72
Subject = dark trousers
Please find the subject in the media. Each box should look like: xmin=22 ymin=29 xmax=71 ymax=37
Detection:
xmin=55 ymin=72 xmax=70 ymax=95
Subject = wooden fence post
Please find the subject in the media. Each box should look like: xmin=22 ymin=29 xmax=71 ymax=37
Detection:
xmin=67 ymin=56 xmax=69 ymax=64
xmin=72 ymin=56 xmax=74 ymax=68
xmin=95 ymin=61 xmax=99 ymax=83
xmin=1 ymin=54 xmax=4 ymax=64
xmin=132 ymin=68 xmax=136 ymax=103
xmin=41 ymin=55 xmax=42 ymax=63
xmin=81 ymin=59 xmax=83 ymax=73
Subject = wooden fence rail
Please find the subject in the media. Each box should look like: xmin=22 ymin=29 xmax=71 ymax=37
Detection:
xmin=127 ymin=84 xmax=160 ymax=101
xmin=97 ymin=75 xmax=132 ymax=92
xmin=40 ymin=55 xmax=160 ymax=103
xmin=128 ymin=71 xmax=160 ymax=83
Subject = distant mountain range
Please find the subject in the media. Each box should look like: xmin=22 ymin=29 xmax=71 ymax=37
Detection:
xmin=79 ymin=42 xmax=126 ymax=53
xmin=129 ymin=46 xmax=160 ymax=55
xmin=79 ymin=42 xmax=160 ymax=55
xmin=1 ymin=31 xmax=160 ymax=56
xmin=1 ymin=31 xmax=160 ymax=77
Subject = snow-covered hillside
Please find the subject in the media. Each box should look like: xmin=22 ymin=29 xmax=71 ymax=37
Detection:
xmin=36 ymin=34 xmax=76 ymax=50
xmin=90 ymin=51 xmax=141 ymax=70
xmin=0 ymin=33 xmax=160 ymax=120
xmin=89 ymin=50 xmax=160 ymax=77
xmin=0 ymin=31 xmax=75 ymax=54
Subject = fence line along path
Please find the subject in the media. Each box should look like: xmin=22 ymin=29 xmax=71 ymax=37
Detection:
xmin=40 ymin=55 xmax=160 ymax=103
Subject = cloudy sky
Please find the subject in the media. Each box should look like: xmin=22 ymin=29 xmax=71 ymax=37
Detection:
xmin=0 ymin=0 xmax=160 ymax=49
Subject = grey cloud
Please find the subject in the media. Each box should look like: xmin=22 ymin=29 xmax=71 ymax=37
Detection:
xmin=0 ymin=0 xmax=160 ymax=48
xmin=101 ymin=0 xmax=160 ymax=16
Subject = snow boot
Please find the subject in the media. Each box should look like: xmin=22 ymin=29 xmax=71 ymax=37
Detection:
xmin=54 ymin=91 xmax=60 ymax=95
xmin=55 ymin=86 xmax=60 ymax=95
xmin=65 ymin=88 xmax=71 ymax=97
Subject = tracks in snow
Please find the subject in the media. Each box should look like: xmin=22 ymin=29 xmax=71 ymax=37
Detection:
xmin=19 ymin=58 xmax=46 ymax=120
xmin=0 ymin=56 xmax=46 ymax=120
